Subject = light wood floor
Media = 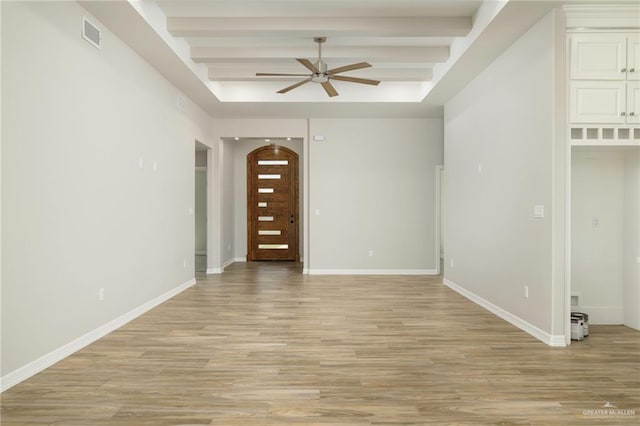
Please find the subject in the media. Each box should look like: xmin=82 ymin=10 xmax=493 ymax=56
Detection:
xmin=2 ymin=262 xmax=639 ymax=425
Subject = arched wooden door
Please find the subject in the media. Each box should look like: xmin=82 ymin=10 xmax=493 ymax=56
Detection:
xmin=247 ymin=145 xmax=299 ymax=261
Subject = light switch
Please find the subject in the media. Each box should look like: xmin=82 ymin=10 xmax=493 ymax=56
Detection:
xmin=534 ymin=205 xmax=544 ymax=218
xmin=313 ymin=135 xmax=325 ymax=142
xmin=477 ymin=163 xmax=482 ymax=174
xmin=315 ymin=209 xmax=320 ymax=216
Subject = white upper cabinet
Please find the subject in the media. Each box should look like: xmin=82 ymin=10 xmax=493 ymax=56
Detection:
xmin=570 ymin=81 xmax=626 ymax=123
xmin=571 ymin=34 xmax=627 ymax=80
xmin=569 ymin=32 xmax=640 ymax=124
xmin=627 ymin=82 xmax=640 ymax=123
xmin=628 ymin=34 xmax=640 ymax=81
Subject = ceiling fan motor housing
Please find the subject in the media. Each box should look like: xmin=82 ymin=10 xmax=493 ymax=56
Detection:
xmin=312 ymin=61 xmax=328 ymax=83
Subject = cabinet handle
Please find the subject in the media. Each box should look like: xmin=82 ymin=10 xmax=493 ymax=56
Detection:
xmin=621 ymin=68 xmax=627 ymax=73
xmin=620 ymin=112 xmax=626 ymax=117
xmin=630 ymin=112 xmax=636 ymax=116
xmin=630 ymin=68 xmax=636 ymax=73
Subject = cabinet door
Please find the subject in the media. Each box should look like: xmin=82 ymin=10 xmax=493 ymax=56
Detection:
xmin=628 ymin=34 xmax=640 ymax=81
xmin=628 ymin=82 xmax=640 ymax=123
xmin=570 ymin=81 xmax=626 ymax=123
xmin=570 ymin=34 xmax=626 ymax=80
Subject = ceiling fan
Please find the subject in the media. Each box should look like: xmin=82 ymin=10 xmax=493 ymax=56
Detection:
xmin=256 ymin=37 xmax=380 ymax=97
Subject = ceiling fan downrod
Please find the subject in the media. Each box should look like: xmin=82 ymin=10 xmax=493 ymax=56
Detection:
xmin=312 ymin=36 xmax=328 ymax=82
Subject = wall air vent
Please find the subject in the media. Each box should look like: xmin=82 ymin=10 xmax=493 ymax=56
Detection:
xmin=82 ymin=16 xmax=101 ymax=50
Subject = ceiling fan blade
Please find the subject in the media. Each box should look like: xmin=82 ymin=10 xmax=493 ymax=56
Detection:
xmin=277 ymin=78 xmax=312 ymax=94
xmin=327 ymin=62 xmax=372 ymax=75
xmin=321 ymin=81 xmax=339 ymax=97
xmin=256 ymin=73 xmax=311 ymax=77
xmin=330 ymin=75 xmax=380 ymax=86
xmin=297 ymin=58 xmax=320 ymax=73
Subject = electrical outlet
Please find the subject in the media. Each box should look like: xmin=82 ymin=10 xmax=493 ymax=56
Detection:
xmin=524 ymin=285 xmax=529 ymax=298
xmin=368 ymin=250 xmax=374 ymax=257
xmin=450 ymin=259 xmax=454 ymax=268
xmin=227 ymin=244 xmax=231 ymax=251
xmin=183 ymin=259 xmax=187 ymax=268
xmin=99 ymin=288 xmax=105 ymax=302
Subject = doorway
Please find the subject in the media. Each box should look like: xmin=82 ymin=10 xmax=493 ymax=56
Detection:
xmin=246 ymin=145 xmax=299 ymax=261
xmin=194 ymin=142 xmax=208 ymax=272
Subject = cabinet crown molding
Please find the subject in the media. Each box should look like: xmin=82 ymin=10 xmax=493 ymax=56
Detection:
xmin=564 ymin=5 xmax=640 ymax=29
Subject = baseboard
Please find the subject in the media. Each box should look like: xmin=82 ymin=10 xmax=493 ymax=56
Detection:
xmin=207 ymin=258 xmax=243 ymax=274
xmin=443 ymin=278 xmax=566 ymax=347
xmin=0 ymin=278 xmax=196 ymax=393
xmin=308 ymin=269 xmax=438 ymax=275
xmin=579 ymin=306 xmax=624 ymax=325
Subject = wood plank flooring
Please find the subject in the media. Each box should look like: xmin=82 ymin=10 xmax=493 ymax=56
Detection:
xmin=2 ymin=262 xmax=639 ymax=425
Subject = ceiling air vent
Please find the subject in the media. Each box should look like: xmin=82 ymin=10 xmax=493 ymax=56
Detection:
xmin=82 ymin=16 xmax=101 ymax=50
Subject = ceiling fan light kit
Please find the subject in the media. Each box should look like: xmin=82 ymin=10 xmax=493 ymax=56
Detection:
xmin=256 ymin=37 xmax=380 ymax=97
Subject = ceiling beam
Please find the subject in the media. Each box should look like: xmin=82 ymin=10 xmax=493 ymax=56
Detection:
xmin=168 ymin=17 xmax=472 ymax=38
xmin=191 ymin=46 xmax=449 ymax=63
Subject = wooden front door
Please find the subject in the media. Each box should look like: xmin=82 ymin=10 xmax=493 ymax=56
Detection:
xmin=247 ymin=145 xmax=299 ymax=261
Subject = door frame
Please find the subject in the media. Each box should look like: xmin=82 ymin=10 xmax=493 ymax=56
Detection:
xmin=435 ymin=165 xmax=444 ymax=275
xmin=246 ymin=144 xmax=300 ymax=261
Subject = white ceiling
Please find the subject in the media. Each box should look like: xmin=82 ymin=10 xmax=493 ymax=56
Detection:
xmin=80 ymin=0 xmax=571 ymax=118
xmin=157 ymin=0 xmax=478 ymax=102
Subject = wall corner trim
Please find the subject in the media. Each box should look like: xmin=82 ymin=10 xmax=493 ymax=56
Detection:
xmin=206 ymin=268 xmax=223 ymax=274
xmin=443 ymin=278 xmax=566 ymax=347
xmin=0 ymin=278 xmax=197 ymax=393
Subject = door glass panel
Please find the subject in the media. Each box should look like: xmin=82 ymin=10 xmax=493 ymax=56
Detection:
xmin=258 ymin=174 xmax=281 ymax=179
xmin=258 ymin=216 xmax=274 ymax=221
xmin=259 ymin=244 xmax=289 ymax=249
xmin=258 ymin=160 xmax=288 ymax=166
xmin=258 ymin=188 xmax=274 ymax=193
xmin=258 ymin=230 xmax=281 ymax=235
xmin=258 ymin=202 xmax=267 ymax=207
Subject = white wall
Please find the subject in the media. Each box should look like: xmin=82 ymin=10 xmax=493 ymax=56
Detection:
xmin=308 ymin=118 xmax=443 ymax=273
xmin=222 ymin=141 xmax=235 ymax=265
xmin=443 ymin=11 xmax=566 ymax=344
xmin=571 ymin=149 xmax=625 ymax=324
xmin=440 ymin=168 xmax=445 ymax=259
xmin=1 ymin=1 xmax=211 ymax=381
xmin=232 ymin=139 xmax=303 ymax=261
xmin=0 ymin=0 xmax=4 ymax=376
xmin=623 ymin=149 xmax=640 ymax=329
xmin=572 ymin=147 xmax=639 ymax=328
